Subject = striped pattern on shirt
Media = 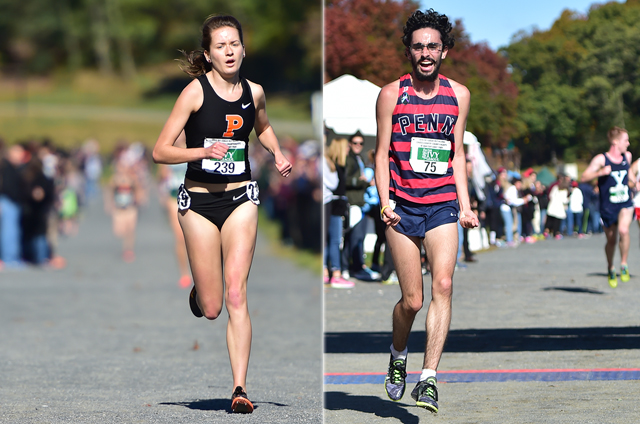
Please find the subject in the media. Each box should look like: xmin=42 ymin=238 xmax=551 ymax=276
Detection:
xmin=389 ymin=73 xmax=459 ymax=205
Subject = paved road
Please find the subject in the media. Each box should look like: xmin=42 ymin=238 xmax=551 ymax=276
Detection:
xmin=325 ymin=226 xmax=640 ymax=423
xmin=0 ymin=188 xmax=322 ymax=423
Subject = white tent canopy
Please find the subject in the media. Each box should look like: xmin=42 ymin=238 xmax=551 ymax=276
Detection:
xmin=323 ymin=74 xmax=381 ymax=136
xmin=464 ymin=130 xmax=492 ymax=201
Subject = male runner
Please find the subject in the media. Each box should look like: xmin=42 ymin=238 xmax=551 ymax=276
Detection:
xmin=581 ymin=127 xmax=635 ymax=288
xmin=374 ymin=9 xmax=479 ymax=413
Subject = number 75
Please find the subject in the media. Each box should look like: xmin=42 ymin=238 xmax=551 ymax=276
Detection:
xmin=425 ymin=162 xmax=437 ymax=173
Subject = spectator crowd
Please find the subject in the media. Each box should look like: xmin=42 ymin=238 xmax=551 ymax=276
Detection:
xmin=0 ymin=137 xmax=102 ymax=269
xmin=323 ymin=131 xmax=606 ymax=289
xmin=0 ymin=132 xmax=322 ymax=271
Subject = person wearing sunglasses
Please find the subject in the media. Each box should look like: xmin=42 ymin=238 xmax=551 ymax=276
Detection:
xmin=374 ymin=8 xmax=478 ymax=413
xmin=343 ymin=132 xmax=382 ymax=282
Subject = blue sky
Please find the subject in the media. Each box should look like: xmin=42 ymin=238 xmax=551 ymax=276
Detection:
xmin=421 ymin=0 xmax=625 ymax=50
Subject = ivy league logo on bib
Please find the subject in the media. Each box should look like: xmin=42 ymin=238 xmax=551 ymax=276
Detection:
xmin=202 ymin=138 xmax=246 ymax=175
xmin=409 ymin=137 xmax=451 ymax=175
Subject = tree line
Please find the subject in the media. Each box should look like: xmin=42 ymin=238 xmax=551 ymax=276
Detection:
xmin=325 ymin=0 xmax=640 ymax=166
xmin=0 ymin=0 xmax=321 ymax=92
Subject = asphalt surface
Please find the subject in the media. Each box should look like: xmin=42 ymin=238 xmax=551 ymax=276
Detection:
xmin=0 ymin=188 xmax=322 ymax=423
xmin=325 ymin=226 xmax=640 ymax=423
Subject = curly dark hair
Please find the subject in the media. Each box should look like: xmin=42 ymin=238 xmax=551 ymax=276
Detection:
xmin=402 ymin=9 xmax=455 ymax=50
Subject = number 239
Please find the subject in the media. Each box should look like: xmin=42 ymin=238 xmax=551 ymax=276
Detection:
xmin=213 ymin=161 xmax=235 ymax=173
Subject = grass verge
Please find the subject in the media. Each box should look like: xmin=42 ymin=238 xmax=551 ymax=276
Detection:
xmin=258 ymin=208 xmax=321 ymax=275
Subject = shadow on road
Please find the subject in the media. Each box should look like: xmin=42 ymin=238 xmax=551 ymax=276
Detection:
xmin=542 ymin=286 xmax=605 ymax=294
xmin=324 ymin=391 xmax=421 ymax=423
xmin=159 ymin=399 xmax=229 ymax=411
xmin=159 ymin=398 xmax=288 ymax=413
xmin=325 ymin=326 xmax=640 ymax=353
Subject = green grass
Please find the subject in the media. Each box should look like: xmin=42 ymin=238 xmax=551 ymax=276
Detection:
xmin=0 ymin=67 xmax=313 ymax=152
xmin=258 ymin=208 xmax=321 ymax=275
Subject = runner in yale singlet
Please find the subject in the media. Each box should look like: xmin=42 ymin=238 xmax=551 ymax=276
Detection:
xmin=581 ymin=126 xmax=636 ymax=288
xmin=598 ymin=152 xmax=633 ymax=223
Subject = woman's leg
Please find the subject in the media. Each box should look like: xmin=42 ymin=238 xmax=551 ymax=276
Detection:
xmin=500 ymin=206 xmax=513 ymax=242
xmin=123 ymin=208 xmax=137 ymax=254
xmin=112 ymin=208 xmax=137 ymax=260
xmin=220 ymin=201 xmax=259 ymax=391
xmin=328 ymin=214 xmax=343 ymax=277
xmin=178 ymin=208 xmax=225 ymax=319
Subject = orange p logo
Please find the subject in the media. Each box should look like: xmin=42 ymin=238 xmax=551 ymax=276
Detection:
xmin=223 ymin=115 xmax=244 ymax=137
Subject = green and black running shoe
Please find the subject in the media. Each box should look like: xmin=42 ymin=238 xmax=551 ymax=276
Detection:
xmin=384 ymin=355 xmax=407 ymax=401
xmin=608 ymin=269 xmax=618 ymax=288
xmin=621 ymin=265 xmax=630 ymax=283
xmin=411 ymin=377 xmax=439 ymax=413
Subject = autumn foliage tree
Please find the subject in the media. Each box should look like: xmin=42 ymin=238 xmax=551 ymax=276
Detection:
xmin=325 ymin=0 xmax=419 ymax=87
xmin=325 ymin=0 xmax=520 ymax=149
xmin=504 ymin=1 xmax=640 ymax=164
xmin=442 ymin=23 xmax=520 ymax=147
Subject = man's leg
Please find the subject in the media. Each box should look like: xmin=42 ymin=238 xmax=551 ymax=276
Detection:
xmin=384 ymin=226 xmax=423 ymax=401
xmin=410 ymin=222 xmax=458 ymax=413
xmin=618 ymin=207 xmax=633 ymax=282
xmin=422 ymin=222 xmax=458 ymax=371
xmin=603 ymin=222 xmax=619 ymax=287
xmin=386 ymin=226 xmax=424 ymax=352
xmin=604 ymin=223 xmax=618 ymax=271
xmin=618 ymin=208 xmax=633 ymax=265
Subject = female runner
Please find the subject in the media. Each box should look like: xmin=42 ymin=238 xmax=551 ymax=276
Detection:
xmin=105 ymin=154 xmax=141 ymax=262
xmin=152 ymin=15 xmax=292 ymax=413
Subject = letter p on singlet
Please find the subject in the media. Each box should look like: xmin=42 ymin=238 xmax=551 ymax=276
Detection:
xmin=224 ymin=115 xmax=244 ymax=137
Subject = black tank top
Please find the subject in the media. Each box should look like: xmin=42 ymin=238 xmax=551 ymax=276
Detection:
xmin=184 ymin=74 xmax=255 ymax=183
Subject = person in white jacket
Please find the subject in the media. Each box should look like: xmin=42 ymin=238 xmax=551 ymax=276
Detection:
xmin=545 ymin=176 xmax=570 ymax=239
xmin=567 ymin=181 xmax=584 ymax=237
xmin=503 ymin=177 xmax=532 ymax=245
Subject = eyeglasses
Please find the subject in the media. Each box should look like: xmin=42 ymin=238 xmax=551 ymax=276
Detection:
xmin=410 ymin=42 xmax=443 ymax=54
xmin=350 ymin=141 xmax=363 ymax=146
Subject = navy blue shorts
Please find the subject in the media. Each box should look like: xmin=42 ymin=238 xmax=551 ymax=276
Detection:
xmin=601 ymin=205 xmax=633 ymax=228
xmin=392 ymin=199 xmax=459 ymax=238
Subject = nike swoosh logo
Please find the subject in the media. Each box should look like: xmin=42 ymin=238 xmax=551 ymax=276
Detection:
xmin=233 ymin=193 xmax=246 ymax=201
xmin=242 ymin=103 xmax=251 ymax=109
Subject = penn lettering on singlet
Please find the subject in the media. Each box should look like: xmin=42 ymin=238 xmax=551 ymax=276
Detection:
xmin=390 ymin=74 xmax=458 ymax=205
xmin=184 ymin=75 xmax=256 ymax=184
xmin=599 ymin=153 xmax=633 ymax=214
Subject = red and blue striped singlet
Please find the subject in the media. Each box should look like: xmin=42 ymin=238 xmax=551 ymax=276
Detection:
xmin=389 ymin=74 xmax=458 ymax=205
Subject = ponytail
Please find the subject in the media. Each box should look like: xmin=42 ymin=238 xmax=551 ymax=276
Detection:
xmin=178 ymin=49 xmax=211 ymax=78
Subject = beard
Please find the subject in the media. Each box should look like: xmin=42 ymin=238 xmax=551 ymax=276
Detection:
xmin=411 ymin=54 xmax=442 ymax=82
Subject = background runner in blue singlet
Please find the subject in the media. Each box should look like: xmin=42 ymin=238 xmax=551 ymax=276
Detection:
xmin=581 ymin=126 xmax=636 ymax=288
